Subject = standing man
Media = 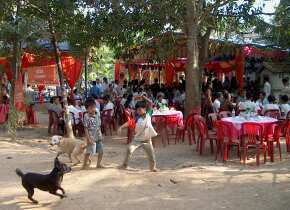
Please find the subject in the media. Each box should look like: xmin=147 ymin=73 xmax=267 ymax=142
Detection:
xmin=89 ymin=81 xmax=100 ymax=99
xmin=96 ymin=78 xmax=103 ymax=97
xmin=263 ymin=76 xmax=271 ymax=99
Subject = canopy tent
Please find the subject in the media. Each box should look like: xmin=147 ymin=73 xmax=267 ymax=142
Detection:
xmin=115 ymin=45 xmax=288 ymax=92
xmin=0 ymin=52 xmax=83 ymax=90
xmin=115 ymin=56 xmax=244 ymax=90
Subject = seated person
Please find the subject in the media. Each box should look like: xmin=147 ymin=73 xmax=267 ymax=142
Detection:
xmin=279 ymin=95 xmax=290 ymax=118
xmin=262 ymin=95 xmax=280 ymax=115
xmin=68 ymin=100 xmax=85 ymax=125
xmin=102 ymin=95 xmax=114 ymax=116
xmin=155 ymin=93 xmax=168 ymax=109
xmin=49 ymin=96 xmax=63 ymax=116
xmin=221 ymin=92 xmax=234 ymax=112
xmin=239 ymin=92 xmax=260 ymax=113
xmin=255 ymin=91 xmax=269 ymax=108
xmin=213 ymin=92 xmax=222 ymax=113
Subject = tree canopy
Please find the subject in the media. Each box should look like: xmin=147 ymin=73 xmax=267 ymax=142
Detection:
xmin=256 ymin=0 xmax=290 ymax=49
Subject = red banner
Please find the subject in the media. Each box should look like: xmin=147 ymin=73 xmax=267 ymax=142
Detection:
xmin=26 ymin=65 xmax=59 ymax=85
xmin=14 ymin=73 xmax=26 ymax=112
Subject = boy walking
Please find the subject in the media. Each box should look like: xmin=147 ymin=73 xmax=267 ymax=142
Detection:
xmin=82 ymin=98 xmax=104 ymax=169
xmin=118 ymin=101 xmax=158 ymax=172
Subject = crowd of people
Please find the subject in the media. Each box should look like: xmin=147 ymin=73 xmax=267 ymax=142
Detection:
xmin=201 ymin=75 xmax=290 ymax=119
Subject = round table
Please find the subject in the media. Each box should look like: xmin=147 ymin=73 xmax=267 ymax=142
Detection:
xmin=152 ymin=110 xmax=183 ymax=126
xmin=222 ymin=116 xmax=278 ymax=162
xmin=221 ymin=116 xmax=278 ymax=138
xmin=152 ymin=110 xmax=184 ymax=146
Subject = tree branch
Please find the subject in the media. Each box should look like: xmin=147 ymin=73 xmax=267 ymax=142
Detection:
xmin=216 ymin=12 xmax=275 ymax=17
xmin=25 ymin=0 xmax=46 ymax=14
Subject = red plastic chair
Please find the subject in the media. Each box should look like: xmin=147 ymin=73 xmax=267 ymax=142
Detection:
xmin=195 ymin=117 xmax=217 ymax=155
xmin=208 ymin=113 xmax=219 ymax=130
xmin=285 ymin=120 xmax=290 ymax=153
xmin=165 ymin=115 xmax=179 ymax=145
xmin=219 ymin=111 xmax=232 ymax=119
xmin=264 ymin=109 xmax=281 ymax=119
xmin=241 ymin=123 xmax=267 ymax=166
xmin=264 ymin=122 xmax=282 ymax=162
xmin=217 ymin=120 xmax=241 ymax=162
xmin=190 ymin=107 xmax=201 ymax=115
xmin=124 ymin=109 xmax=135 ymax=144
xmin=175 ymin=113 xmax=195 ymax=145
xmin=101 ymin=109 xmax=115 ymax=136
xmin=114 ymin=98 xmax=125 ymax=126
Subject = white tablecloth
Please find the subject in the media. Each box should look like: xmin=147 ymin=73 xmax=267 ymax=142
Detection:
xmin=152 ymin=110 xmax=183 ymax=126
xmin=221 ymin=116 xmax=278 ymax=138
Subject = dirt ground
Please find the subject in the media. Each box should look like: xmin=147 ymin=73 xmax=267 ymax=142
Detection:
xmin=1 ymin=113 xmax=290 ymax=210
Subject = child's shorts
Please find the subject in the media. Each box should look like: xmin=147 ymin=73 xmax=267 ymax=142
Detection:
xmin=86 ymin=141 xmax=103 ymax=155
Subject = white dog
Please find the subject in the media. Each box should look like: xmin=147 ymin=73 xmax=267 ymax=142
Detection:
xmin=50 ymin=135 xmax=86 ymax=165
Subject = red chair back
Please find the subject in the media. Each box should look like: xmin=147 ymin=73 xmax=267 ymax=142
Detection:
xmin=214 ymin=120 xmax=224 ymax=142
xmin=208 ymin=113 xmax=218 ymax=128
xmin=102 ymin=109 xmax=113 ymax=117
xmin=196 ymin=117 xmax=208 ymax=139
xmin=285 ymin=120 xmax=290 ymax=152
xmin=264 ymin=109 xmax=280 ymax=119
xmin=190 ymin=107 xmax=201 ymax=115
xmin=242 ymin=123 xmax=263 ymax=145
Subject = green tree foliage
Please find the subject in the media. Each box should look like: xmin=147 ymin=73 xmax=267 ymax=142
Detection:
xmin=92 ymin=0 xmax=264 ymax=114
xmin=256 ymin=0 xmax=290 ymax=49
xmin=89 ymin=45 xmax=115 ymax=81
xmin=0 ymin=0 xmax=47 ymax=139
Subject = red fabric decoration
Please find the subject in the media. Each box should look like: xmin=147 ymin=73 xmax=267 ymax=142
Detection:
xmin=37 ymin=84 xmax=45 ymax=92
xmin=164 ymin=62 xmax=175 ymax=85
xmin=114 ymin=63 xmax=120 ymax=81
xmin=1 ymin=53 xmax=83 ymax=90
xmin=22 ymin=53 xmax=83 ymax=89
xmin=61 ymin=56 xmax=83 ymax=89
xmin=204 ymin=61 xmax=235 ymax=73
xmin=243 ymin=46 xmax=288 ymax=58
xmin=235 ymin=54 xmax=245 ymax=92
xmin=128 ymin=64 xmax=135 ymax=80
xmin=0 ymin=58 xmax=13 ymax=81
xmin=14 ymin=73 xmax=26 ymax=112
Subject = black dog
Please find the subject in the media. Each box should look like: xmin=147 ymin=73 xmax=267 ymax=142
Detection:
xmin=15 ymin=157 xmax=71 ymax=204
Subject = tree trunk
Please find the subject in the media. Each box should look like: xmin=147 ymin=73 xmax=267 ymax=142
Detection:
xmin=47 ymin=7 xmax=74 ymax=139
xmin=185 ymin=0 xmax=200 ymax=116
xmin=199 ymin=28 xmax=212 ymax=67
xmin=7 ymin=1 xmax=21 ymax=140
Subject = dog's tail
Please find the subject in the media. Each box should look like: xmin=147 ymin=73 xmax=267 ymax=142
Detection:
xmin=15 ymin=168 xmax=24 ymax=178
